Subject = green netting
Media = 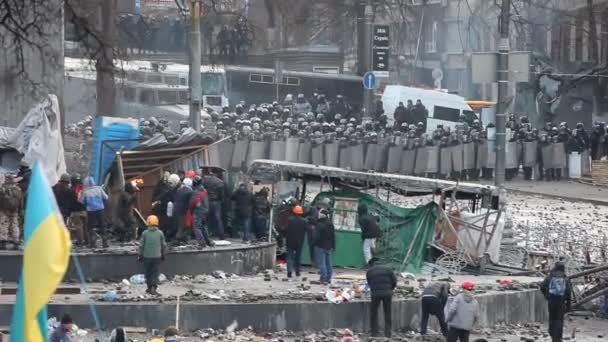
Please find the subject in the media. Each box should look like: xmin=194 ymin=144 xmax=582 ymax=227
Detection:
xmin=310 ymin=190 xmax=437 ymax=272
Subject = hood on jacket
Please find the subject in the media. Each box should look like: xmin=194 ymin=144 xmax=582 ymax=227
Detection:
xmin=461 ymin=292 xmax=474 ymax=303
xmin=84 ymin=176 xmax=96 ymax=187
xmin=358 ymin=203 xmax=368 ymax=216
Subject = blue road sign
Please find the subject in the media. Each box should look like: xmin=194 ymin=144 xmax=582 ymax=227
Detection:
xmin=363 ymin=71 xmax=376 ymax=90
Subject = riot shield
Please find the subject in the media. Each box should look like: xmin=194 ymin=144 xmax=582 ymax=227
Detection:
xmin=440 ymin=147 xmax=452 ymax=175
xmin=374 ymin=144 xmax=389 ymax=172
xmin=311 ymin=144 xmax=324 ymax=166
xmin=451 ymin=144 xmax=464 ymax=172
xmin=269 ymin=141 xmax=286 ymax=161
xmin=541 ymin=144 xmax=554 ymax=169
xmin=414 ymin=147 xmax=427 ymax=174
xmin=364 ymin=144 xmax=380 ymax=170
xmin=476 ymin=142 xmax=487 ymax=169
xmin=285 ymin=138 xmax=300 ymax=162
xmin=426 ymin=146 xmax=440 ymax=173
xmin=324 ymin=142 xmax=339 ymax=167
xmin=505 ymin=141 xmax=519 ymax=169
xmin=462 ymin=143 xmax=475 ymax=170
xmin=339 ymin=145 xmax=350 ymax=169
xmin=581 ymin=150 xmax=591 ymax=176
xmin=247 ymin=141 xmax=267 ymax=166
xmin=231 ymin=140 xmax=249 ymax=170
xmin=553 ymin=142 xmax=567 ymax=168
xmin=350 ymin=144 xmax=365 ymax=171
xmin=485 ymin=144 xmax=496 ymax=169
xmin=208 ymin=143 xmax=221 ymax=167
xmin=217 ymin=141 xmax=234 ymax=170
xmin=523 ymin=141 xmax=538 ymax=167
xmin=401 ymin=149 xmax=416 ymax=175
xmin=298 ymin=141 xmax=312 ymax=164
xmin=387 ymin=146 xmax=403 ymax=173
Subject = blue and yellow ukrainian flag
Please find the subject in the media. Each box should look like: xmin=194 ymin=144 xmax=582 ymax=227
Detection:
xmin=10 ymin=162 xmax=71 ymax=342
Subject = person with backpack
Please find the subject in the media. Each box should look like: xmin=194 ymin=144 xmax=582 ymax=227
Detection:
xmin=446 ymin=281 xmax=479 ymax=342
xmin=541 ymin=261 xmax=572 ymax=342
xmin=358 ymin=204 xmax=380 ymax=265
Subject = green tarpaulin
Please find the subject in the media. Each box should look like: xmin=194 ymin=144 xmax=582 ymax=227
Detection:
xmin=302 ymin=190 xmax=437 ymax=272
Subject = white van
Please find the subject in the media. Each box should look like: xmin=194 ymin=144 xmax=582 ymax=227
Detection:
xmin=381 ymin=85 xmax=474 ymax=133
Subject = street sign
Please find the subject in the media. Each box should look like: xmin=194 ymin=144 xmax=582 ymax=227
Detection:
xmin=363 ymin=71 xmax=377 ymax=90
xmin=471 ymin=51 xmax=531 ymax=83
xmin=372 ymin=25 xmax=390 ymax=73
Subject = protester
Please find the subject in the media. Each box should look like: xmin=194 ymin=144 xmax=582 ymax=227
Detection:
xmin=53 ymin=173 xmax=75 ymax=222
xmin=80 ymin=176 xmax=109 ymax=248
xmin=446 ymin=281 xmax=480 ymax=342
xmin=69 ymin=174 xmax=88 ymax=246
xmin=190 ymin=176 xmax=214 ymax=248
xmin=202 ymin=170 xmax=227 ymax=239
xmin=314 ymin=208 xmax=335 ymax=285
xmin=252 ymin=187 xmax=271 ymax=240
xmin=420 ymin=281 xmax=450 ymax=337
xmin=174 ymin=177 xmax=193 ymax=243
xmin=366 ymin=256 xmax=397 ymax=338
xmin=285 ymin=205 xmax=307 ymax=279
xmin=231 ymin=182 xmax=254 ymax=241
xmin=0 ymin=175 xmax=23 ymax=250
xmin=139 ymin=215 xmax=167 ymax=295
xmin=49 ymin=314 xmax=74 ymax=342
xmin=116 ymin=182 xmax=138 ymax=242
xmin=541 ymin=261 xmax=572 ymax=342
xmin=158 ymin=174 xmax=180 ymax=240
xmin=358 ymin=204 xmax=380 ymax=265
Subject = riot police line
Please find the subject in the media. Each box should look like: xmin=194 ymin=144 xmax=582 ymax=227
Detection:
xmin=206 ymin=132 xmax=591 ymax=181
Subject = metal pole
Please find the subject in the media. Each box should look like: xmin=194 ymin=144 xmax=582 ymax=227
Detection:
xmin=363 ymin=0 xmax=374 ymax=118
xmin=495 ymin=0 xmax=511 ymax=187
xmin=190 ymin=0 xmax=202 ymax=132
xmin=412 ymin=6 xmax=425 ymax=83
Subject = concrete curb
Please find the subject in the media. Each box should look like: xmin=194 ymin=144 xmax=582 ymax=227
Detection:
xmin=0 ymin=289 xmax=548 ymax=332
xmin=0 ymin=243 xmax=276 ymax=282
xmin=506 ymin=188 xmax=608 ymax=206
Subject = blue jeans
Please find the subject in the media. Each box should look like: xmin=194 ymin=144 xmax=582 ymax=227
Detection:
xmin=253 ymin=216 xmax=267 ymax=239
xmin=193 ymin=214 xmax=210 ymax=244
xmin=286 ymin=246 xmax=302 ymax=276
xmin=235 ymin=215 xmax=252 ymax=241
xmin=209 ymin=201 xmax=225 ymax=239
xmin=316 ymin=247 xmax=332 ymax=283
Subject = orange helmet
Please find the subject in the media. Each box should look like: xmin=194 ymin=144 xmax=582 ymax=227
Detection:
xmin=146 ymin=215 xmax=159 ymax=226
xmin=462 ymin=281 xmax=474 ymax=291
xmin=293 ymin=205 xmax=304 ymax=215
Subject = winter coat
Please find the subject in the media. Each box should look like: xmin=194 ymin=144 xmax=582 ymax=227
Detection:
xmin=231 ymin=187 xmax=254 ymax=217
xmin=174 ymin=184 xmax=193 ymax=215
xmin=190 ymin=186 xmax=210 ymax=218
xmin=53 ymin=182 xmax=75 ymax=217
xmin=253 ymin=193 xmax=271 ymax=217
xmin=541 ymin=270 xmax=572 ymax=303
xmin=202 ymin=175 xmax=225 ymax=202
xmin=285 ymin=214 xmax=307 ymax=249
xmin=393 ymin=106 xmax=407 ymax=124
xmin=314 ymin=217 xmax=335 ymax=251
xmin=446 ymin=292 xmax=479 ymax=331
xmin=139 ymin=226 xmax=167 ymax=259
xmin=358 ymin=204 xmax=380 ymax=239
xmin=366 ymin=262 xmax=397 ymax=297
xmin=422 ymin=282 xmax=450 ymax=305
xmin=117 ymin=190 xmax=137 ymax=220
xmin=80 ymin=176 xmax=108 ymax=212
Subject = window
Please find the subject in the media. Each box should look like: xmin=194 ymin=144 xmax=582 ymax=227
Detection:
xmin=205 ymin=96 xmax=222 ymax=106
xmin=147 ymin=73 xmax=163 ymax=83
xmin=433 ymin=105 xmax=460 ymax=122
xmin=158 ymin=90 xmax=178 ymax=105
xmin=178 ymin=91 xmax=189 ymax=104
xmin=202 ymin=73 xmax=225 ymax=95
xmin=164 ymin=75 xmax=180 ymax=86
xmin=283 ymin=77 xmax=300 ymax=86
xmin=139 ymin=90 xmax=156 ymax=105
xmin=249 ymin=74 xmax=275 ymax=84
xmin=425 ymin=21 xmax=438 ymax=53
xmin=123 ymin=87 xmax=136 ymax=102
xmin=332 ymin=197 xmax=360 ymax=232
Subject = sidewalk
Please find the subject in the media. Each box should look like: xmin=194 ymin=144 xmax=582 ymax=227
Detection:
xmin=478 ymin=178 xmax=608 ymax=205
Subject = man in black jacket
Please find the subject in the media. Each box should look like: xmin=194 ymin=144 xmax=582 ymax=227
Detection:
xmin=285 ymin=205 xmax=307 ymax=278
xmin=541 ymin=261 xmax=572 ymax=342
xmin=231 ymin=183 xmax=254 ymax=241
xmin=203 ymin=171 xmax=226 ymax=239
xmin=358 ymin=204 xmax=380 ymax=265
xmin=53 ymin=173 xmax=76 ymax=222
xmin=420 ymin=281 xmax=450 ymax=337
xmin=366 ymin=257 xmax=397 ymax=338
xmin=314 ymin=208 xmax=335 ymax=284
